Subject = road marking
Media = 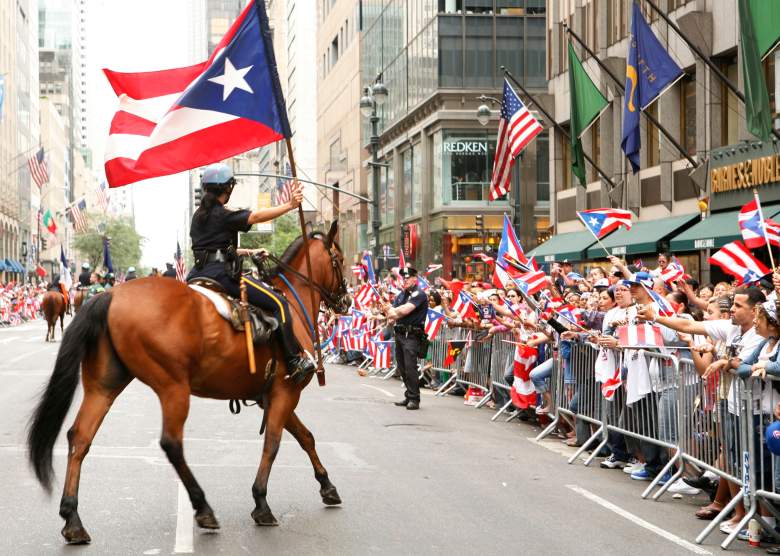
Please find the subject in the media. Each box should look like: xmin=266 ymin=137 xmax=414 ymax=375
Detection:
xmin=565 ymin=484 xmax=712 ymax=555
xmin=2 ymin=345 xmax=57 ymax=366
xmin=360 ymin=384 xmax=395 ymax=398
xmin=0 ymin=336 xmax=21 ymax=344
xmin=173 ymin=482 xmax=193 ymax=554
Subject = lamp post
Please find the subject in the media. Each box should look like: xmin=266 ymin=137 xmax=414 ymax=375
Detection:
xmin=360 ymin=76 xmax=388 ymax=259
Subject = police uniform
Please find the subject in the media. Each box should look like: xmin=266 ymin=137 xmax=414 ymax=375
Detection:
xmin=392 ymin=273 xmax=428 ymax=407
xmin=162 ymin=263 xmax=177 ymax=278
xmin=186 ymin=199 xmax=307 ymax=374
xmin=78 ymin=270 xmax=91 ymax=288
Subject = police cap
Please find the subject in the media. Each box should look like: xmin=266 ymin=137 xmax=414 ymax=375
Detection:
xmin=398 ymin=266 xmax=418 ymax=278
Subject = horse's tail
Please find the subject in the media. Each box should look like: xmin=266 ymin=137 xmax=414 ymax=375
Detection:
xmin=27 ymin=292 xmax=113 ymax=492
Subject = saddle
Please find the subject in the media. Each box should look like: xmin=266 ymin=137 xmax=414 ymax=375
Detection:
xmin=188 ymin=278 xmax=278 ymax=345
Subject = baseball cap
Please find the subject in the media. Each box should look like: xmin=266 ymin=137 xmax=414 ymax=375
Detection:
xmin=767 ymin=421 xmax=780 ymax=456
xmin=622 ymin=271 xmax=653 ymax=289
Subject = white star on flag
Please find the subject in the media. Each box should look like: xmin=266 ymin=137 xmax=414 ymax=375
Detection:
xmin=590 ymin=218 xmax=598 ymax=226
xmin=208 ymin=58 xmax=254 ymax=101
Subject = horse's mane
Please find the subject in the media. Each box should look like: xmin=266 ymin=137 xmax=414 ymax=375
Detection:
xmin=266 ymin=231 xmax=340 ymax=278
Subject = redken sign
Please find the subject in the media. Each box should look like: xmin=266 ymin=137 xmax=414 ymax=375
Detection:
xmin=443 ymin=140 xmax=488 ymax=155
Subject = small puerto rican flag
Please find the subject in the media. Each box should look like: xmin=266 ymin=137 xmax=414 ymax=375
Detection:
xmin=372 ymin=340 xmax=393 ymax=369
xmin=424 ymin=308 xmax=447 ymax=340
xmin=617 ymin=323 xmax=665 ymax=348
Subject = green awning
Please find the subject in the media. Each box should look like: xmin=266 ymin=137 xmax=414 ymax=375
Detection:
xmin=586 ymin=213 xmax=698 ymax=259
xmin=670 ymin=205 xmax=780 ymax=252
xmin=528 ymin=230 xmax=598 ymax=263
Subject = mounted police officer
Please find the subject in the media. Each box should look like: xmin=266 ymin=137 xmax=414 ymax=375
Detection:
xmin=382 ymin=266 xmax=428 ymax=410
xmin=125 ymin=266 xmax=137 ymax=281
xmin=186 ymin=162 xmax=315 ymax=382
xmin=162 ymin=263 xmax=177 ymax=278
xmin=78 ymin=263 xmax=91 ymax=288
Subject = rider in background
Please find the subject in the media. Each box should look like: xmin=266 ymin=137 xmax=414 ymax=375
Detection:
xmin=186 ymin=163 xmax=315 ymax=382
xmin=78 ymin=263 xmax=91 ymax=287
xmin=125 ymin=266 xmax=137 ymax=281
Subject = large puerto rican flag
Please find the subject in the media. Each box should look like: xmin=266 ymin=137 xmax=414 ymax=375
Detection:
xmin=104 ymin=1 xmax=291 ymax=187
xmin=617 ymin=324 xmax=664 ymax=348
xmin=709 ymin=240 xmax=770 ymax=284
xmin=577 ymin=208 xmax=633 ymax=239
xmin=739 ymin=198 xmax=780 ymax=248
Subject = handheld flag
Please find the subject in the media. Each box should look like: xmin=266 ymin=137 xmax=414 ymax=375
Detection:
xmin=739 ymin=197 xmax=780 ymax=248
xmin=489 ymin=79 xmax=543 ymax=200
xmin=621 ymin=3 xmax=684 ymax=172
xmin=443 ymin=340 xmax=467 ymax=367
xmin=642 ymin=284 xmax=675 ymax=316
xmin=175 ymin=241 xmax=187 ymax=282
xmin=362 ymin=251 xmax=376 ymax=284
xmin=372 ymin=340 xmax=393 ymax=369
xmin=511 ymin=344 xmax=538 ymax=409
xmin=424 ymin=309 xmax=447 ymax=340
xmin=709 ymin=240 xmax=770 ymax=284
xmin=59 ymin=246 xmax=72 ymax=290
xmin=568 ymin=42 xmax=608 ymax=186
xmin=450 ymin=290 xmax=478 ymax=320
xmin=618 ymin=324 xmax=665 ymax=348
xmin=493 ymin=214 xmax=527 ymax=288
xmin=426 ymin=263 xmax=443 ymax=275
xmin=103 ymin=1 xmax=290 ymax=187
xmin=577 ymin=208 xmax=633 ymax=239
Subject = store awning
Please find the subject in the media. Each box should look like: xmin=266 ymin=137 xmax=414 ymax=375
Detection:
xmin=586 ymin=213 xmax=699 ymax=259
xmin=670 ymin=205 xmax=780 ymax=252
xmin=0 ymin=260 xmax=6 ymax=272
xmin=15 ymin=260 xmax=26 ymax=273
xmin=527 ymin=230 xmax=598 ymax=263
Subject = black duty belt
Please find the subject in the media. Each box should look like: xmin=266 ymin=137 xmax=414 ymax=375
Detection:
xmin=204 ymin=250 xmax=230 ymax=264
xmin=394 ymin=324 xmax=424 ymax=336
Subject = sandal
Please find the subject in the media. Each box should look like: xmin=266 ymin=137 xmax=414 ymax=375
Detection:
xmin=694 ymin=505 xmax=723 ymax=520
xmin=564 ymin=438 xmax=582 ymax=447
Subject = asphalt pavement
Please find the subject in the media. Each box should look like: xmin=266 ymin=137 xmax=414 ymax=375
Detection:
xmin=0 ymin=317 xmax=759 ymax=555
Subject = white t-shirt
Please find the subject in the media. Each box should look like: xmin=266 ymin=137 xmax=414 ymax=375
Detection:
xmin=756 ymin=341 xmax=779 ymax=414
xmin=703 ymin=320 xmax=763 ymax=414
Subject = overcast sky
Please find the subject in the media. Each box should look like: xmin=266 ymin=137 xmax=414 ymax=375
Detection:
xmin=87 ymin=0 xmax=195 ymax=268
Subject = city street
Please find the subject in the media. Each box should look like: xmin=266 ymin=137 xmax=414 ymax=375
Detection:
xmin=0 ymin=317 xmax=755 ymax=555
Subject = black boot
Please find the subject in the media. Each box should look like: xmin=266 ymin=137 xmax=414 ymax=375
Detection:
xmin=394 ymin=399 xmax=409 ymax=407
xmin=275 ymin=326 xmax=315 ymax=384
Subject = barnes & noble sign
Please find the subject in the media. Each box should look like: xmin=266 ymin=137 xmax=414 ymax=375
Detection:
xmin=710 ymin=153 xmax=780 ymax=193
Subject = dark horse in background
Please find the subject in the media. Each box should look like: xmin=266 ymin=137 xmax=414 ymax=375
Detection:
xmin=27 ymin=222 xmax=350 ymax=544
xmin=41 ymin=291 xmax=66 ymax=342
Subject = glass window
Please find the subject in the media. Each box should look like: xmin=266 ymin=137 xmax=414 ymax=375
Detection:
xmin=646 ymin=101 xmax=659 ymax=167
xmin=412 ymin=143 xmax=422 ymax=216
xmin=402 ymin=149 xmax=413 ymax=218
xmin=680 ymin=74 xmax=696 ymax=156
xmin=464 ymin=16 xmax=493 ymax=87
xmin=496 ymin=17 xmax=523 ymax=87
xmin=525 ymin=17 xmax=546 ymax=87
xmin=438 ymin=15 xmax=463 ymax=87
xmin=438 ymin=0 xmax=463 ymax=13
xmin=440 ymin=131 xmax=499 ymax=206
xmin=536 ymin=132 xmax=549 ymax=201
xmin=386 ymin=158 xmax=395 ymax=225
xmin=497 ymin=1 xmax=523 ymax=16
xmin=723 ymin=58 xmax=739 ymax=147
xmin=559 ymin=127 xmax=572 ymax=191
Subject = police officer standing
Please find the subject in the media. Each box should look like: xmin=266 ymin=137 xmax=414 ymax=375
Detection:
xmin=78 ymin=263 xmax=91 ymax=288
xmin=381 ymin=266 xmax=428 ymax=410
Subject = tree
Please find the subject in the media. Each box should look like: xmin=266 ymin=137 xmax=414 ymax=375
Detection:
xmin=239 ymin=213 xmax=301 ymax=257
xmin=73 ymin=213 xmax=144 ymax=272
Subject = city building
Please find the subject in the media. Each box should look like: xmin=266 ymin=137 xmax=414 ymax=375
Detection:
xmin=355 ymin=0 xmax=548 ymax=279
xmin=538 ymin=0 xmax=776 ymax=284
xmin=0 ymin=0 xmax=39 ymax=282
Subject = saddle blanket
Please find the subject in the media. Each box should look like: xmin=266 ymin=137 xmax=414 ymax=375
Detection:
xmin=189 ymin=284 xmax=232 ymax=321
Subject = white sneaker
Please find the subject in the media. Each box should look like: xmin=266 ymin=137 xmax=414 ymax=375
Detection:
xmin=623 ymin=462 xmax=644 ymax=475
xmin=702 ymin=470 xmax=719 ymax=481
xmin=666 ymin=477 xmax=701 ymax=495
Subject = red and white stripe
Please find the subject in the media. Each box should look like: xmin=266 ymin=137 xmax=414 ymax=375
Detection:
xmin=617 ymin=324 xmax=665 ymax=348
xmin=96 ymin=182 xmax=110 ymax=211
xmin=489 ymin=81 xmax=543 ymax=200
xmin=372 ymin=340 xmax=393 ymax=369
xmin=511 ymin=344 xmax=538 ymax=409
xmin=709 ymin=240 xmax=770 ymax=284
xmin=28 ymin=148 xmax=49 ymax=188
xmin=516 ymin=269 xmax=547 ymax=295
xmin=353 ymin=283 xmax=377 ymax=309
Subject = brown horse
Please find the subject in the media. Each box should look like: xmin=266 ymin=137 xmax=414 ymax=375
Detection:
xmin=41 ymin=291 xmax=66 ymax=342
xmin=72 ymin=289 xmax=86 ymax=314
xmin=27 ymin=222 xmax=349 ymax=544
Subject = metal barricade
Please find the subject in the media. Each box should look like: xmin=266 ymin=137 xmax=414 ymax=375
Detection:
xmin=455 ymin=329 xmax=493 ymax=408
xmin=562 ymin=342 xmax=605 ymax=466
xmin=489 ymin=332 xmax=516 ymax=420
xmin=433 ymin=327 xmax=464 ymax=396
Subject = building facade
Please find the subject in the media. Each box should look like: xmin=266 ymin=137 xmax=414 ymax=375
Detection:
xmin=539 ymin=0 xmax=776 ymax=284
xmin=358 ymin=0 xmax=548 ymax=278
xmin=0 ymin=0 xmax=39 ymax=282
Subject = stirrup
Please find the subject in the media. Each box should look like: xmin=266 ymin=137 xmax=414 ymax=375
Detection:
xmin=286 ymin=351 xmax=316 ymax=385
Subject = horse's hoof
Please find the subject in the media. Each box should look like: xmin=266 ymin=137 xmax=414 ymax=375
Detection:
xmin=62 ymin=525 xmax=91 ymax=544
xmin=320 ymin=485 xmax=342 ymax=506
xmin=195 ymin=511 xmax=220 ymax=530
xmin=252 ymin=509 xmax=279 ymax=526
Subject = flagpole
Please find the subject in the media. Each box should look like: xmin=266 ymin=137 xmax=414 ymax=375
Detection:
xmin=753 ymin=188 xmax=776 ymax=269
xmin=285 ymin=137 xmax=326 ymax=387
xmin=576 ymin=212 xmax=611 ymax=257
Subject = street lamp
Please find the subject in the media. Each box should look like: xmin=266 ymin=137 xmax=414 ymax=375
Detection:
xmin=360 ymin=75 xmax=388 ymax=259
xmin=476 ymin=95 xmax=501 ymax=127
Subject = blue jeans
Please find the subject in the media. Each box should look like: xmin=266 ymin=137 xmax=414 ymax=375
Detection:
xmin=530 ymin=358 xmax=553 ymax=394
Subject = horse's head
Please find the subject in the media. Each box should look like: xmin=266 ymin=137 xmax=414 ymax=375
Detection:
xmin=313 ymin=221 xmax=351 ymax=314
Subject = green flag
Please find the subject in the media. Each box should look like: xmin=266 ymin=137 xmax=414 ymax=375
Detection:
xmin=749 ymin=0 xmax=780 ymax=58
xmin=739 ymin=0 xmax=773 ymax=141
xmin=568 ymin=42 xmax=608 ymax=186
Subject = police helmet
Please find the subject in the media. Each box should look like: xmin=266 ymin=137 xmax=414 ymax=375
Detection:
xmin=106 ymin=272 xmax=115 ymax=280
xmin=201 ymin=163 xmax=235 ymax=192
xmin=127 ymin=266 xmax=136 ymax=273
xmin=82 ymin=262 xmax=90 ymax=270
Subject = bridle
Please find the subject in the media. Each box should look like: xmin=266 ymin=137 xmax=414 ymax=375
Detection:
xmin=263 ymin=239 xmax=350 ymax=315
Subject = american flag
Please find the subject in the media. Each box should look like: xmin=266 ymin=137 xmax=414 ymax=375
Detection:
xmin=96 ymin=182 xmax=110 ymax=211
xmin=175 ymin=241 xmax=186 ymax=282
xmin=28 ymin=147 xmax=49 ymax=188
xmin=68 ymin=199 xmax=88 ymax=232
xmin=275 ymin=162 xmax=293 ymax=205
xmin=489 ymin=79 xmax=543 ymax=200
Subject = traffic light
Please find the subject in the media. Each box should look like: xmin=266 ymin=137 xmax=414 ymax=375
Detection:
xmin=194 ymin=186 xmax=203 ymax=207
xmin=475 ymin=215 xmax=484 ymax=231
